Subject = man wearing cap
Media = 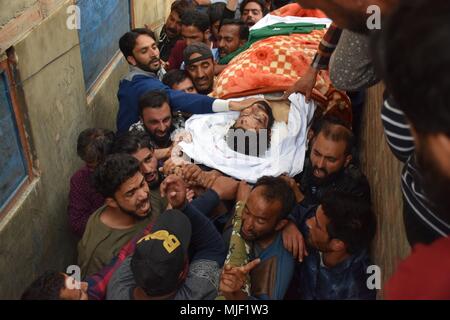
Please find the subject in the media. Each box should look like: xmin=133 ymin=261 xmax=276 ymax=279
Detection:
xmin=184 ymin=42 xmax=216 ymax=95
xmin=106 ymin=174 xmax=240 ymax=300
xmin=117 ymin=28 xmax=260 ymax=133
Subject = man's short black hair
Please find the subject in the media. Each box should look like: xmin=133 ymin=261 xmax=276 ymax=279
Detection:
xmin=254 ymin=176 xmax=296 ymax=220
xmin=376 ymin=0 xmax=450 ymax=137
xmin=162 ymin=70 xmax=191 ymax=89
xmin=209 ymin=2 xmax=226 ymax=25
xmin=313 ymin=115 xmax=355 ymax=156
xmin=138 ymin=90 xmax=170 ymax=118
xmin=170 ymin=0 xmax=195 ymax=18
xmin=220 ymin=19 xmax=250 ymax=41
xmin=321 ymin=191 xmax=376 ymax=254
xmin=93 ymin=153 xmax=141 ymax=198
xmin=240 ymin=0 xmax=269 ymax=16
xmin=119 ymin=28 xmax=157 ymax=60
xmin=113 ymin=131 xmax=154 ymax=155
xmin=21 ymin=271 xmax=65 ymax=300
xmin=181 ymin=9 xmax=210 ymax=33
xmin=76 ymin=128 xmax=114 ymax=164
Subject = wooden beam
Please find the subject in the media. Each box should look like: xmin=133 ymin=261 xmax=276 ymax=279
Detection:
xmin=0 ymin=3 xmax=42 ymax=54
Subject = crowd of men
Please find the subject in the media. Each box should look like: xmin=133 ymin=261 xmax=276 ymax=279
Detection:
xmin=20 ymin=0 xmax=450 ymax=300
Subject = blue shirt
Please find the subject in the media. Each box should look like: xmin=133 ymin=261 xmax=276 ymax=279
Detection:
xmin=117 ymin=67 xmax=216 ymax=133
xmin=249 ymin=233 xmax=295 ymax=300
xmin=290 ymin=204 xmax=377 ymax=300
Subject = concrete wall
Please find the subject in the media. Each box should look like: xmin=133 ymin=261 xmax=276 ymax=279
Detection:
xmin=359 ymin=84 xmax=411 ymax=298
xmin=133 ymin=0 xmax=172 ymax=35
xmin=0 ymin=0 xmax=169 ymax=299
xmin=0 ymin=0 xmax=38 ymax=26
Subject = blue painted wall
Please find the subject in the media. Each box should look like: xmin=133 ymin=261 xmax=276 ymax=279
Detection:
xmin=78 ymin=0 xmax=131 ymax=89
xmin=0 ymin=72 xmax=27 ymax=210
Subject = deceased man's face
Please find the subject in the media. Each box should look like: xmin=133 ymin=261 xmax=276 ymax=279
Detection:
xmin=234 ymin=102 xmax=271 ymax=131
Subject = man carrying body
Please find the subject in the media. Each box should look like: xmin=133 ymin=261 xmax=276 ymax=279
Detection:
xmin=184 ymin=42 xmax=216 ymax=95
xmin=158 ymin=0 xmax=194 ymax=61
xmin=220 ymin=176 xmax=296 ymax=300
xmin=298 ymin=116 xmax=370 ymax=206
xmin=117 ymin=28 xmax=259 ymax=132
xmin=112 ymin=131 xmax=168 ymax=220
xmin=218 ymin=19 xmax=249 ymax=60
xmin=167 ymin=9 xmax=219 ymax=71
xmin=287 ymin=191 xmax=377 ymax=300
xmin=78 ymin=154 xmax=157 ymax=278
xmin=107 ymin=173 xmax=242 ymax=300
xmin=128 ymin=90 xmax=177 ymax=162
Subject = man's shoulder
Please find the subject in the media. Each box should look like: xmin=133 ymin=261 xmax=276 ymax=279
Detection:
xmin=345 ymin=164 xmax=367 ymax=181
xmin=107 ymin=256 xmax=134 ymax=300
xmin=79 ymin=206 xmax=109 ymax=243
xmin=84 ymin=206 xmax=107 ymax=228
xmin=385 ymin=237 xmax=450 ymax=299
xmin=335 ymin=164 xmax=371 ymax=197
xmin=348 ymin=249 xmax=374 ymax=274
xmin=175 ymin=259 xmax=220 ymax=300
xmin=70 ymin=166 xmax=90 ymax=181
xmin=260 ymin=233 xmax=295 ymax=264
xmin=173 ymin=39 xmax=187 ymax=51
xmin=120 ymin=73 xmax=160 ymax=87
xmin=189 ymin=259 xmax=220 ymax=279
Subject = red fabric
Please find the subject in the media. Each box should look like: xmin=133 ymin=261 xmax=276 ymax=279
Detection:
xmin=68 ymin=166 xmax=105 ymax=237
xmin=271 ymin=3 xmax=328 ymax=19
xmin=168 ymin=40 xmax=187 ymax=71
xmin=385 ymin=236 xmax=450 ymax=300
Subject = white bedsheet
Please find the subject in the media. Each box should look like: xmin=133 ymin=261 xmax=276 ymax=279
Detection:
xmin=178 ymin=93 xmax=316 ymax=183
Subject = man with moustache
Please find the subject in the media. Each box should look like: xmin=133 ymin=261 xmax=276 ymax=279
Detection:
xmin=136 ymin=90 xmax=176 ymax=160
xmin=158 ymin=0 xmax=194 ymax=61
xmin=240 ymin=0 xmax=268 ymax=27
xmin=184 ymin=43 xmax=216 ymax=95
xmin=217 ymin=19 xmax=249 ymax=60
xmin=167 ymin=9 xmax=218 ymax=71
xmin=77 ymin=154 xmax=159 ymax=278
xmin=117 ymin=28 xmax=259 ymax=133
xmin=287 ymin=191 xmax=376 ymax=300
xmin=298 ymin=116 xmax=370 ymax=207
xmin=113 ymin=131 xmax=161 ymax=188
xmin=220 ymin=176 xmax=296 ymax=300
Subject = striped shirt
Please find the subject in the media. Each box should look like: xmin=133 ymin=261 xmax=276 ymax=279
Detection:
xmin=381 ymin=93 xmax=450 ymax=243
xmin=311 ymin=23 xmax=343 ymax=70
